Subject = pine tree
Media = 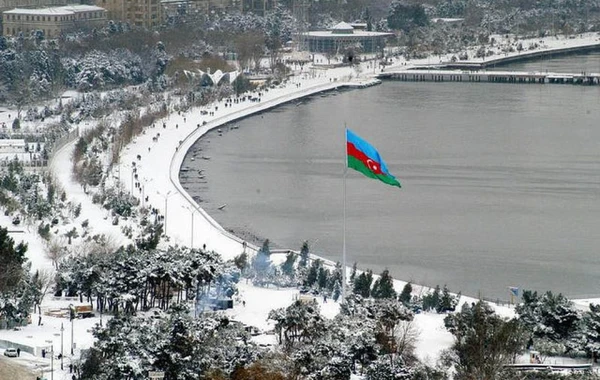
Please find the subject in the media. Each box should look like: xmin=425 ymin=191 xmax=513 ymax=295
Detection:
xmin=0 ymin=226 xmax=28 ymax=292
xmin=439 ymin=285 xmax=459 ymax=313
xmin=371 ymin=269 xmax=396 ymax=299
xmin=259 ymin=239 xmax=271 ymax=257
xmin=444 ymin=302 xmax=525 ymax=379
xmin=252 ymin=239 xmax=272 ymax=281
xmin=353 ymin=270 xmax=373 ymax=298
xmin=581 ymin=304 xmax=600 ymax=358
xmin=328 ymin=262 xmax=343 ymax=293
xmin=423 ymin=285 xmax=441 ymax=312
xmin=233 ymin=252 xmax=248 ymax=273
xmin=317 ymin=266 xmax=329 ymax=290
xmin=281 ymin=251 xmax=297 ymax=276
xmin=299 ymin=241 xmax=309 ymax=268
xmin=333 ymin=282 xmax=341 ymax=302
xmin=350 ymin=262 xmax=358 ymax=283
xmin=398 ymin=282 xmax=412 ymax=306
xmin=304 ymin=259 xmax=321 ymax=287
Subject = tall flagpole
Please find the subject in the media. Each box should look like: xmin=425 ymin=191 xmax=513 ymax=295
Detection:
xmin=342 ymin=125 xmax=348 ymax=302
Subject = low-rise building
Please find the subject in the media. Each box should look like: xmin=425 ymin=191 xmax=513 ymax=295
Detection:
xmin=0 ymin=139 xmax=26 ymax=154
xmin=2 ymin=4 xmax=107 ymax=37
xmin=303 ymin=22 xmax=393 ymax=55
xmin=0 ymin=0 xmax=68 ymax=35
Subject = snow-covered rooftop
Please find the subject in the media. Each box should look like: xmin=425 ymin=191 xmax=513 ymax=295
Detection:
xmin=331 ymin=21 xmax=353 ymax=31
xmin=305 ymin=29 xmax=393 ymax=38
xmin=3 ymin=5 xmax=105 ymax=16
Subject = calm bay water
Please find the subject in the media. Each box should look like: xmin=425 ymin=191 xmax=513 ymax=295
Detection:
xmin=182 ymin=52 xmax=600 ymax=300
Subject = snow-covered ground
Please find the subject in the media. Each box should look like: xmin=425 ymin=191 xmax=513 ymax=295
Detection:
xmin=3 ymin=33 xmax=600 ymax=378
xmin=380 ymin=31 xmax=600 ymax=72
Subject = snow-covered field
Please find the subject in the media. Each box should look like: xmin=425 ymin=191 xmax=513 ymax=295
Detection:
xmin=2 ymin=33 xmax=600 ymax=378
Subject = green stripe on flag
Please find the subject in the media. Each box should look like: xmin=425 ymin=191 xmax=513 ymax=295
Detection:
xmin=348 ymin=156 xmax=401 ymax=188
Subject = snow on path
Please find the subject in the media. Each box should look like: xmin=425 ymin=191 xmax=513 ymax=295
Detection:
xmin=4 ymin=35 xmax=598 ymax=375
xmin=117 ymin=65 xmax=362 ymax=260
xmin=49 ymin=138 xmax=134 ymax=248
xmin=2 ymin=213 xmax=54 ymax=273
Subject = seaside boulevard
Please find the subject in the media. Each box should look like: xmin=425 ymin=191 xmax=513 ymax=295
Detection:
xmin=1 ymin=32 xmax=599 ymax=378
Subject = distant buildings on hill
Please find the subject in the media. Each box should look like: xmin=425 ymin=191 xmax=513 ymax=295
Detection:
xmin=98 ymin=0 xmax=161 ymax=28
xmin=0 ymin=0 xmax=279 ymax=35
xmin=162 ymin=0 xmax=276 ymax=20
xmin=2 ymin=4 xmax=106 ymax=37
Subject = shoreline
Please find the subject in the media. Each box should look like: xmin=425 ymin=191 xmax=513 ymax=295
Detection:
xmin=94 ymin=33 xmax=600 ymax=300
xmin=165 ymin=76 xmax=372 ymax=256
xmin=380 ymin=32 xmax=600 ymax=72
xmin=448 ymin=40 xmax=600 ymax=70
xmin=164 ymin=49 xmax=600 ymax=300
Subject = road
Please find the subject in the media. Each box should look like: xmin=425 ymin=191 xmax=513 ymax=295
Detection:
xmin=0 ymin=355 xmax=37 ymax=380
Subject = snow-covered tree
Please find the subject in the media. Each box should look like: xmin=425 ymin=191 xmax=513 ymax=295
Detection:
xmin=516 ymin=290 xmax=581 ymax=345
xmin=269 ymin=299 xmax=326 ymax=350
xmin=398 ymin=282 xmax=412 ymax=306
xmin=353 ymin=269 xmax=373 ymax=298
xmin=444 ymin=301 xmax=525 ymax=380
xmin=371 ymin=269 xmax=396 ymax=299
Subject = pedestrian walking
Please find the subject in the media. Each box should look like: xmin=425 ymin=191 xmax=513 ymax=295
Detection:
xmin=17 ymin=348 xmax=20 ymax=357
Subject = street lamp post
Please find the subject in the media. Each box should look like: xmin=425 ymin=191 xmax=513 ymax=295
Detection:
xmin=69 ymin=304 xmax=75 ymax=355
xmin=71 ymin=317 xmax=74 ymax=355
xmin=157 ymin=191 xmax=173 ymax=234
xmin=51 ymin=344 xmax=54 ymax=380
xmin=183 ymin=205 xmax=198 ymax=248
xmin=60 ymin=323 xmax=64 ymax=370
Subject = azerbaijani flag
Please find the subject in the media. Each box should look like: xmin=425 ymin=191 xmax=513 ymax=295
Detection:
xmin=346 ymin=129 xmax=401 ymax=188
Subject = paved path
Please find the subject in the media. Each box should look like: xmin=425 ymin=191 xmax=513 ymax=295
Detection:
xmin=0 ymin=356 xmax=37 ymax=380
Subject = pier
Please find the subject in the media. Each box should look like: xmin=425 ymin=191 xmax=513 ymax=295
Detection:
xmin=378 ymin=69 xmax=600 ymax=85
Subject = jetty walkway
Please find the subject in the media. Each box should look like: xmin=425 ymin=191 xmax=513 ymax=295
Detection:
xmin=379 ymin=69 xmax=600 ymax=85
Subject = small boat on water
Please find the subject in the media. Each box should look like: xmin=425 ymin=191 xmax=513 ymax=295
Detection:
xmin=218 ymin=204 xmax=227 ymax=210
xmin=202 ymin=156 xmax=211 ymax=160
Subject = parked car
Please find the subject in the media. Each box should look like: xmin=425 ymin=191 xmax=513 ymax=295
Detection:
xmin=3 ymin=348 xmax=18 ymax=357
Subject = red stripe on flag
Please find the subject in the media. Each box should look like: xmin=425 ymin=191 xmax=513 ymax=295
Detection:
xmin=347 ymin=142 xmax=383 ymax=175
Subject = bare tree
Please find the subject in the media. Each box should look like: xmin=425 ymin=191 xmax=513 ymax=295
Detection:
xmin=45 ymin=238 xmax=68 ymax=268
xmin=394 ymin=319 xmax=420 ymax=363
xmin=70 ymin=234 xmax=120 ymax=258
xmin=89 ymin=234 xmax=121 ymax=257
xmin=234 ymin=32 xmax=265 ymax=73
xmin=32 ymin=268 xmax=55 ymax=314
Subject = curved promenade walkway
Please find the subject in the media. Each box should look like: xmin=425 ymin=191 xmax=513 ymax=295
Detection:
xmin=119 ymin=68 xmax=377 ymax=262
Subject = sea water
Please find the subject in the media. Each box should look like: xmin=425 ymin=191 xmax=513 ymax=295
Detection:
xmin=181 ymin=52 xmax=600 ymax=300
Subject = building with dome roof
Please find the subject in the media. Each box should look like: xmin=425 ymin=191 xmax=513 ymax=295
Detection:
xmin=302 ymin=22 xmax=393 ymax=54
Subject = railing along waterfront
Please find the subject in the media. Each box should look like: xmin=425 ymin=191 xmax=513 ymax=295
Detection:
xmin=379 ymin=69 xmax=600 ymax=85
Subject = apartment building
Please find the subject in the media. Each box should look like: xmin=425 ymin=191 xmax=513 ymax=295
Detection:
xmin=97 ymin=0 xmax=161 ymax=28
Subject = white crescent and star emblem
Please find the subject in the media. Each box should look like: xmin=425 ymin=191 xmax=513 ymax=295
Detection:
xmin=366 ymin=159 xmax=379 ymax=173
